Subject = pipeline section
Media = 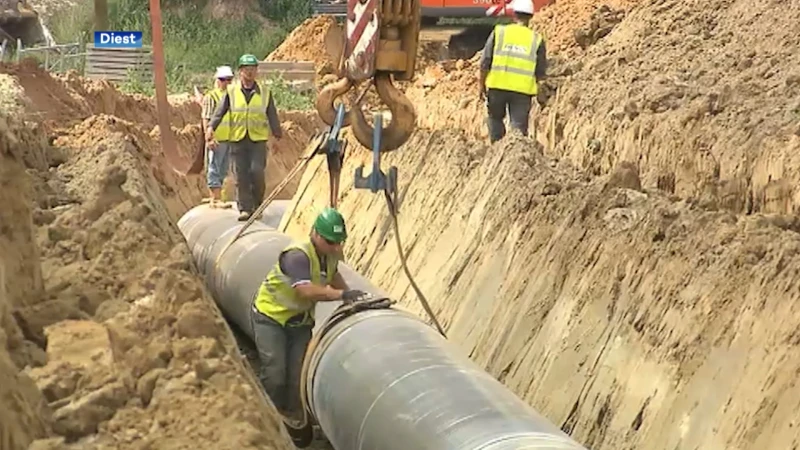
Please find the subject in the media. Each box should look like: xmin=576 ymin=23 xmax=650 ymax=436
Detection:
xmin=177 ymin=204 xmax=587 ymax=450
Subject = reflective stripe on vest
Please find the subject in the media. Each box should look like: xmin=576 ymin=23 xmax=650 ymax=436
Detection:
xmin=253 ymin=241 xmax=339 ymax=326
xmin=209 ymin=88 xmax=222 ymax=104
xmin=217 ymin=82 xmax=271 ymax=142
xmin=208 ymin=88 xmax=231 ymax=142
xmin=485 ymin=24 xmax=542 ymax=96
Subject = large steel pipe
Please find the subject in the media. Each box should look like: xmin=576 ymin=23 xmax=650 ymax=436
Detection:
xmin=177 ymin=201 xmax=383 ymax=334
xmin=177 ymin=205 xmax=587 ymax=450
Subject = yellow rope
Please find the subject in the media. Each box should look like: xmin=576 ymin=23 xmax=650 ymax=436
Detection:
xmin=383 ymin=189 xmax=447 ymax=337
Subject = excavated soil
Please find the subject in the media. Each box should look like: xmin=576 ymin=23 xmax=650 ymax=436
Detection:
xmin=403 ymin=0 xmax=800 ymax=217
xmin=0 ymin=63 xmax=316 ymax=449
xmin=282 ymin=130 xmax=800 ymax=450
xmin=4 ymin=0 xmax=800 ymax=448
xmin=267 ymin=16 xmax=341 ymax=77
xmin=276 ymin=1 xmax=800 ymax=449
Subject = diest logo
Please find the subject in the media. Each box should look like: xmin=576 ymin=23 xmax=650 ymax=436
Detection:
xmin=93 ymin=31 xmax=143 ymax=48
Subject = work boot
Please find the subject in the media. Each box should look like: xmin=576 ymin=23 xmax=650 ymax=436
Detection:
xmin=284 ymin=418 xmax=313 ymax=448
xmin=238 ymin=211 xmax=250 ymax=221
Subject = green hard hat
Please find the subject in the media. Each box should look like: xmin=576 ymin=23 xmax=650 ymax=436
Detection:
xmin=313 ymin=207 xmax=347 ymax=243
xmin=238 ymin=54 xmax=259 ymax=67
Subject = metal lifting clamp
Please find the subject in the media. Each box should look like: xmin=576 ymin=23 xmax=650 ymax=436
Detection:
xmin=353 ymin=113 xmax=400 ymax=211
xmin=317 ymin=103 xmax=348 ymax=208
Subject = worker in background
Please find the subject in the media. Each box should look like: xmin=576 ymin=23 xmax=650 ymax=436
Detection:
xmin=479 ymin=0 xmax=547 ymax=143
xmin=202 ymin=65 xmax=234 ymax=208
xmin=206 ymin=54 xmax=284 ymax=221
xmin=250 ymin=208 xmax=365 ymax=420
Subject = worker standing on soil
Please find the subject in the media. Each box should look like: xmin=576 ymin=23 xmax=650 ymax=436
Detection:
xmin=202 ymin=65 xmax=234 ymax=208
xmin=479 ymin=0 xmax=547 ymax=143
xmin=206 ymin=54 xmax=283 ymax=221
xmin=250 ymin=208 xmax=365 ymax=420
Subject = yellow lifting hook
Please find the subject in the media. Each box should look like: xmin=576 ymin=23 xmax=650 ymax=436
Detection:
xmin=316 ymin=0 xmax=421 ymax=152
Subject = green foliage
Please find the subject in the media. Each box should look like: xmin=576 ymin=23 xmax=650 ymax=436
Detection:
xmin=49 ymin=0 xmax=313 ymax=96
xmin=265 ymin=75 xmax=314 ymax=111
xmin=48 ymin=1 xmax=94 ymax=44
xmin=258 ymin=0 xmax=313 ymax=28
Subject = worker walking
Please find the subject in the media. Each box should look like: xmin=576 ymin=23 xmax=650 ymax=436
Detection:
xmin=202 ymin=65 xmax=234 ymax=208
xmin=479 ymin=0 xmax=547 ymax=143
xmin=207 ymin=54 xmax=284 ymax=221
xmin=250 ymin=208 xmax=364 ymax=420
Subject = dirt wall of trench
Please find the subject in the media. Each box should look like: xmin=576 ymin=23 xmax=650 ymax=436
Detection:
xmin=275 ymin=1 xmax=800 ymax=448
xmin=0 ymin=63 xmax=312 ymax=449
xmin=0 ymin=112 xmax=51 ymax=450
xmin=281 ymin=128 xmax=800 ymax=450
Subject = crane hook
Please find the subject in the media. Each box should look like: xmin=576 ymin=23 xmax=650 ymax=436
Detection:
xmin=315 ymin=77 xmax=352 ymax=128
xmin=349 ymin=72 xmax=416 ymax=152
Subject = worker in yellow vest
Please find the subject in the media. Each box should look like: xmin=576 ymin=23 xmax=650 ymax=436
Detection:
xmin=251 ymin=208 xmax=365 ymax=420
xmin=207 ymin=54 xmax=284 ymax=221
xmin=479 ymin=0 xmax=548 ymax=143
xmin=201 ymin=65 xmax=234 ymax=208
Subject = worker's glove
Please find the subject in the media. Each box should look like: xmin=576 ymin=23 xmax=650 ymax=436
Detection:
xmin=341 ymin=289 xmax=369 ymax=304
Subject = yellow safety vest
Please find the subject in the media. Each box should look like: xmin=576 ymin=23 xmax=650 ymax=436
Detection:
xmin=253 ymin=241 xmax=339 ymax=327
xmin=216 ymin=82 xmax=271 ymax=143
xmin=485 ymin=23 xmax=543 ymax=96
xmin=209 ymin=87 xmax=223 ymax=103
xmin=206 ymin=88 xmax=231 ymax=142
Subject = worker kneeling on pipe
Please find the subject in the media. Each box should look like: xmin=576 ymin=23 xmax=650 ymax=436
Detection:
xmin=251 ymin=207 xmax=365 ymax=420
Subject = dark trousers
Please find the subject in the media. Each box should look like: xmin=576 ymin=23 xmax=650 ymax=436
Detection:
xmin=251 ymin=308 xmax=312 ymax=418
xmin=486 ymin=88 xmax=533 ymax=143
xmin=231 ymin=136 xmax=268 ymax=213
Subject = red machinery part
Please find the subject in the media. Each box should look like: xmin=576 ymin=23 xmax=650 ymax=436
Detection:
xmin=344 ymin=0 xmax=381 ymax=81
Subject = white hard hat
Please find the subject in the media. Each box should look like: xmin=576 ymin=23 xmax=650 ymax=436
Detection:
xmin=214 ymin=65 xmax=234 ymax=79
xmin=510 ymin=0 xmax=534 ymax=15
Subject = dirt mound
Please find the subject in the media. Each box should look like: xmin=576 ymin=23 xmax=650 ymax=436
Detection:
xmin=12 ymin=115 xmax=293 ymax=449
xmin=0 ymin=112 xmax=52 ymax=450
xmin=398 ymin=0 xmax=646 ymax=137
xmin=400 ymin=0 xmax=800 ymax=217
xmin=0 ymin=62 xmax=314 ymax=448
xmin=533 ymin=0 xmax=641 ymax=54
xmin=267 ymin=16 xmax=339 ymax=75
xmin=1 ymin=60 xmax=199 ymax=132
xmin=282 ymin=126 xmax=800 ymax=450
xmin=534 ymin=0 xmax=800 ymax=214
xmin=1 ymin=60 xmax=320 ymax=203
